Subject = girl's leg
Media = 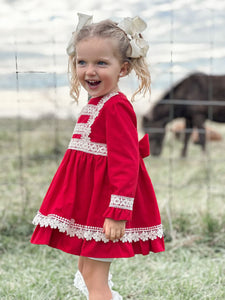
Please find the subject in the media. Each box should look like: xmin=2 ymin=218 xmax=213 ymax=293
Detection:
xmin=78 ymin=256 xmax=112 ymax=300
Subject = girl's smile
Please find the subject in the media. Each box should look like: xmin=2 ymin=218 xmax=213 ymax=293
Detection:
xmin=86 ymin=80 xmax=101 ymax=89
xmin=76 ymin=37 xmax=128 ymax=98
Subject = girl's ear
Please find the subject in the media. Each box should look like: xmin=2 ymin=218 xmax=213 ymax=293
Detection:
xmin=119 ymin=62 xmax=130 ymax=77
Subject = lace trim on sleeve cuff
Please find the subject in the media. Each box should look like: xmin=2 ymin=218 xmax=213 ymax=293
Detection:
xmin=109 ymin=194 xmax=134 ymax=211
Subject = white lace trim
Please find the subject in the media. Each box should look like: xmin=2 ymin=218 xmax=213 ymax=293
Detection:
xmin=68 ymin=138 xmax=107 ymax=156
xmin=110 ymin=195 xmax=134 ymax=211
xmin=73 ymin=123 xmax=89 ymax=135
xmin=80 ymin=104 xmax=97 ymax=116
xmin=32 ymin=211 xmax=163 ymax=243
xmin=70 ymin=92 xmax=117 ymax=156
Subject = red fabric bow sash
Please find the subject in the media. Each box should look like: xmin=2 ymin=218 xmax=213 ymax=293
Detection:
xmin=139 ymin=134 xmax=150 ymax=158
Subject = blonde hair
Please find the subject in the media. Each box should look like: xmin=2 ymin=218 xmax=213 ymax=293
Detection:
xmin=68 ymin=19 xmax=151 ymax=102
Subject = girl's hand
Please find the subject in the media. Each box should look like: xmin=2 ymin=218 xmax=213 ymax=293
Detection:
xmin=103 ymin=218 xmax=126 ymax=241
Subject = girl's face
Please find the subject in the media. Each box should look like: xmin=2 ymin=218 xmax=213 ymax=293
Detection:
xmin=76 ymin=37 xmax=129 ymax=98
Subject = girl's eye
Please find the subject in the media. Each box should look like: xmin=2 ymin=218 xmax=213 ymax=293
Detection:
xmin=77 ymin=60 xmax=86 ymax=66
xmin=98 ymin=61 xmax=107 ymax=66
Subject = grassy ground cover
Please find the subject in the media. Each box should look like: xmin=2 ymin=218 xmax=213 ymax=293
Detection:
xmin=0 ymin=117 xmax=224 ymax=299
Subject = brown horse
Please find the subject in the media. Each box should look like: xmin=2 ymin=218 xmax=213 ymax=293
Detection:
xmin=142 ymin=73 xmax=225 ymax=156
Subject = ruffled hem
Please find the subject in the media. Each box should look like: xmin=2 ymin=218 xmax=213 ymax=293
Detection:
xmin=32 ymin=211 xmax=163 ymax=243
xmin=31 ymin=224 xmax=165 ymax=257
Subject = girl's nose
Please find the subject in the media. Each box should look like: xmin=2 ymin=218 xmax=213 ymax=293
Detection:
xmin=86 ymin=64 xmax=96 ymax=76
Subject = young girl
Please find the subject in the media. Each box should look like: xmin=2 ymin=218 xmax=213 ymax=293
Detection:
xmin=31 ymin=13 xmax=165 ymax=300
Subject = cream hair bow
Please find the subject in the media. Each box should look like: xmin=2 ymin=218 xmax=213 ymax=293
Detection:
xmin=117 ymin=16 xmax=149 ymax=58
xmin=66 ymin=13 xmax=149 ymax=58
xmin=66 ymin=13 xmax=93 ymax=56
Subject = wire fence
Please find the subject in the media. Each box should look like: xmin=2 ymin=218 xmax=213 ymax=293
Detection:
xmin=0 ymin=5 xmax=225 ymax=239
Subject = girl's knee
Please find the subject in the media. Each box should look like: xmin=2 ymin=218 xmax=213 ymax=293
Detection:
xmin=76 ymin=258 xmax=112 ymax=300
xmin=80 ymin=258 xmax=110 ymax=288
xmin=78 ymin=257 xmax=94 ymax=288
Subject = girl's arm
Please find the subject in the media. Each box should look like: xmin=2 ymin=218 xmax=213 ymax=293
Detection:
xmin=103 ymin=96 xmax=139 ymax=222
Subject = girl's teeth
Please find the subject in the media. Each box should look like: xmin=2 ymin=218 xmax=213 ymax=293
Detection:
xmin=88 ymin=81 xmax=100 ymax=86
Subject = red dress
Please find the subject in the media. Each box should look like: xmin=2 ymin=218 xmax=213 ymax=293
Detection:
xmin=31 ymin=92 xmax=165 ymax=258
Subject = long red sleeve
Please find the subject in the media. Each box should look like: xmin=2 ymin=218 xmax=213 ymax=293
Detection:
xmin=103 ymin=96 xmax=139 ymax=221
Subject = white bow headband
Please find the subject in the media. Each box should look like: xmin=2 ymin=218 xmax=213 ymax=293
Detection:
xmin=66 ymin=13 xmax=149 ymax=59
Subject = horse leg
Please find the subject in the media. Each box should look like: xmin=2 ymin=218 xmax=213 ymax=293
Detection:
xmin=197 ymin=126 xmax=206 ymax=152
xmin=193 ymin=115 xmax=206 ymax=152
xmin=181 ymin=118 xmax=193 ymax=157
